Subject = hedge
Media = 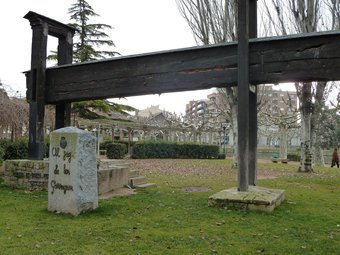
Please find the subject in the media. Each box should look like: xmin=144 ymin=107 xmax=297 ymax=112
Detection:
xmin=0 ymin=139 xmax=53 ymax=161
xmin=132 ymin=141 xmax=219 ymax=159
xmin=287 ymin=153 xmax=301 ymax=162
xmin=99 ymin=140 xmax=114 ymax=150
xmin=3 ymin=139 xmax=29 ymax=160
xmin=0 ymin=139 xmax=10 ymax=162
xmin=106 ymin=143 xmax=127 ymax=159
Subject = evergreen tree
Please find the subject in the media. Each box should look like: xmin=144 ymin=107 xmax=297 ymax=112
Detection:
xmin=68 ymin=0 xmax=119 ymax=62
xmin=66 ymin=0 xmax=135 ymax=118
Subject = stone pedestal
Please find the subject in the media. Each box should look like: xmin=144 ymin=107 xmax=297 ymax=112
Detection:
xmin=208 ymin=186 xmax=285 ymax=212
xmin=97 ymin=159 xmax=129 ymax=195
xmin=48 ymin=127 xmax=98 ymax=216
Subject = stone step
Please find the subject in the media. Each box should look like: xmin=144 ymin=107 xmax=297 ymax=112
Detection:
xmin=97 ymin=159 xmax=129 ymax=171
xmin=129 ymin=176 xmax=148 ymax=187
xmin=129 ymin=170 xmax=140 ymax=178
xmin=134 ymin=183 xmax=156 ymax=189
xmin=108 ymin=163 xmax=129 ymax=169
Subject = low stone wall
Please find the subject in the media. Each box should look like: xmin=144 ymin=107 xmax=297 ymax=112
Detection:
xmin=3 ymin=160 xmax=49 ymax=190
xmin=3 ymin=159 xmax=129 ymax=194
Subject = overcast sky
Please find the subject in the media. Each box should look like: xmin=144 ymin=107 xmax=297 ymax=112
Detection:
xmin=0 ymin=0 xmax=214 ymax=114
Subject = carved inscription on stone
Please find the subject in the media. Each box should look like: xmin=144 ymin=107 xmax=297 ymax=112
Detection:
xmin=48 ymin=127 xmax=98 ymax=216
xmin=50 ymin=136 xmax=73 ymax=195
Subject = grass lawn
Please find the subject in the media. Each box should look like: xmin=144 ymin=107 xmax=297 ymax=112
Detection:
xmin=1 ymin=159 xmax=340 ymax=254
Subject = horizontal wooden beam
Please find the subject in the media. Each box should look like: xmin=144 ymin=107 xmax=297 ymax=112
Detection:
xmin=42 ymin=30 xmax=340 ymax=103
xmin=24 ymin=11 xmax=75 ymax=38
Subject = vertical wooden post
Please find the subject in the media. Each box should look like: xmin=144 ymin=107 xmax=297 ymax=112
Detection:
xmin=27 ymin=21 xmax=48 ymax=160
xmin=25 ymin=12 xmax=76 ymax=159
xmin=237 ymin=0 xmax=250 ymax=191
xmin=55 ymin=32 xmax=73 ymax=128
xmin=248 ymin=0 xmax=258 ymax=186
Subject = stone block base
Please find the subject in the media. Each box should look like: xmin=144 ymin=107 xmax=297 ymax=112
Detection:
xmin=3 ymin=159 xmax=49 ymax=190
xmin=208 ymin=186 xmax=285 ymax=212
xmin=4 ymin=159 xmax=130 ymax=197
xmin=97 ymin=166 xmax=129 ymax=195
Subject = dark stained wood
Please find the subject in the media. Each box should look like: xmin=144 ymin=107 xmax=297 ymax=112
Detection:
xmin=248 ymin=0 xmax=258 ymax=186
xmin=27 ymin=23 xmax=48 ymax=160
xmin=55 ymin=33 xmax=74 ymax=128
xmin=43 ymin=30 xmax=340 ymax=103
xmin=24 ymin=11 xmax=75 ymax=38
xmin=25 ymin=11 xmax=75 ymax=159
xmin=237 ymin=0 xmax=250 ymax=191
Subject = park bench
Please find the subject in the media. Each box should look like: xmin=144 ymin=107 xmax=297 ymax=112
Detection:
xmin=271 ymin=153 xmax=288 ymax=164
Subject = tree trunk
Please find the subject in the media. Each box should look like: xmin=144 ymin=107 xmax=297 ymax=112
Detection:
xmin=312 ymin=81 xmax=327 ymax=165
xmin=11 ymin=126 xmax=15 ymax=142
xmin=231 ymin=102 xmax=238 ymax=168
xmin=313 ymin=143 xmax=325 ymax=166
xmin=193 ymin=131 xmax=197 ymax=142
xmin=299 ymin=112 xmax=312 ymax=172
xmin=279 ymin=125 xmax=288 ymax=159
xmin=312 ymin=113 xmax=325 ymax=166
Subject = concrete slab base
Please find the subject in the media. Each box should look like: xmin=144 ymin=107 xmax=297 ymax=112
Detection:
xmin=134 ymin=183 xmax=156 ymax=189
xmin=208 ymin=186 xmax=285 ymax=212
xmin=99 ymin=187 xmax=135 ymax=200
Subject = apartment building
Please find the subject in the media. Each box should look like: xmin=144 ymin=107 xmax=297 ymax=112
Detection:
xmin=185 ymin=86 xmax=300 ymax=147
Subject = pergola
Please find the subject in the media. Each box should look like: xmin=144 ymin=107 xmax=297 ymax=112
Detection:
xmin=25 ymin=1 xmax=340 ymax=193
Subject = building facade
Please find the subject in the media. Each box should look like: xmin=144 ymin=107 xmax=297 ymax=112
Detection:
xmin=184 ymin=86 xmax=300 ymax=148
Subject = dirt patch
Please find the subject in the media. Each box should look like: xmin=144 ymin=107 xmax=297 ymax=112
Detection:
xmin=180 ymin=186 xmax=210 ymax=192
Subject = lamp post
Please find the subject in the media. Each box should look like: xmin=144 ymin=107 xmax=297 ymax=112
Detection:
xmin=221 ymin=122 xmax=228 ymax=154
xmin=91 ymin=127 xmax=100 ymax=157
xmin=218 ymin=130 xmax=222 ymax=152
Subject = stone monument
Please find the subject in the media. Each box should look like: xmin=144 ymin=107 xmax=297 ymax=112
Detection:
xmin=48 ymin=127 xmax=98 ymax=215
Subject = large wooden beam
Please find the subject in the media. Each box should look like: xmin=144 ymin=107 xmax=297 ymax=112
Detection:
xmin=24 ymin=11 xmax=75 ymax=38
xmin=25 ymin=11 xmax=75 ymax=159
xmin=26 ymin=20 xmax=48 ymax=160
xmin=248 ymin=0 xmax=258 ymax=186
xmin=55 ymin=33 xmax=74 ymax=129
xmin=43 ymin=30 xmax=340 ymax=104
xmin=237 ymin=0 xmax=250 ymax=191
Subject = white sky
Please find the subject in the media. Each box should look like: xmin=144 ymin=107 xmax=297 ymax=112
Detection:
xmin=0 ymin=0 xmax=214 ymax=115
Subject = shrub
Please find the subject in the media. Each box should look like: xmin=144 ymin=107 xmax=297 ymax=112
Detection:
xmin=0 ymin=139 xmax=10 ymax=162
xmin=217 ymin=153 xmax=226 ymax=159
xmin=3 ymin=139 xmax=28 ymax=160
xmin=132 ymin=141 xmax=219 ymax=159
xmin=115 ymin=140 xmax=135 ymax=154
xmin=106 ymin=143 xmax=126 ymax=159
xmin=0 ymin=139 xmax=11 ymax=149
xmin=100 ymin=140 xmax=113 ymax=150
xmin=0 ymin=147 xmax=4 ymax=164
xmin=287 ymin=153 xmax=300 ymax=162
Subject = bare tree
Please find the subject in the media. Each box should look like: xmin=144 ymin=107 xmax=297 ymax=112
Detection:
xmin=0 ymin=87 xmax=29 ymax=141
xmin=325 ymin=0 xmax=340 ymax=29
xmin=177 ymin=0 xmax=240 ymax=166
xmin=261 ymin=0 xmax=339 ymax=170
xmin=259 ymin=91 xmax=300 ymax=159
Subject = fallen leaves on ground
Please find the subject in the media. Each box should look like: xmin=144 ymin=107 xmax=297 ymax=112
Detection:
xmin=128 ymin=159 xmax=288 ymax=180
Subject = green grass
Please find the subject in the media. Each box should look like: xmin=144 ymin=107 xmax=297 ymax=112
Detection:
xmin=1 ymin=160 xmax=340 ymax=254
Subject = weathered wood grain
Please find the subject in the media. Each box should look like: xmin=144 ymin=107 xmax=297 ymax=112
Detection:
xmin=24 ymin=11 xmax=75 ymax=38
xmin=43 ymin=30 xmax=340 ymax=103
xmin=249 ymin=0 xmax=258 ymax=187
xmin=24 ymin=11 xmax=76 ymax=160
xmin=237 ymin=0 xmax=250 ymax=191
